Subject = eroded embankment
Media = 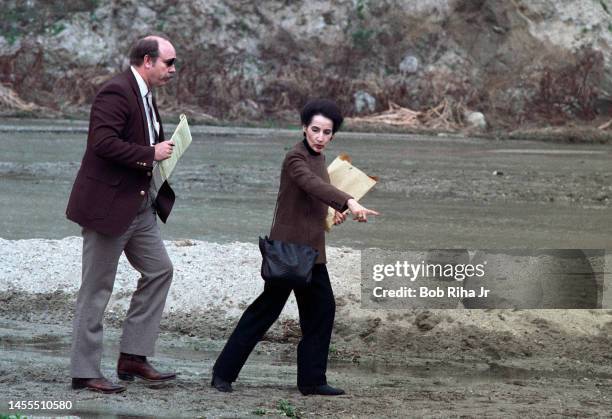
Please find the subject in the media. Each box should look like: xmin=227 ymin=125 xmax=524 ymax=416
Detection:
xmin=2 ymin=237 xmax=612 ymax=364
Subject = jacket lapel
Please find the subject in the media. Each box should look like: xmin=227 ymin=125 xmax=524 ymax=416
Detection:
xmin=125 ymin=69 xmax=152 ymax=146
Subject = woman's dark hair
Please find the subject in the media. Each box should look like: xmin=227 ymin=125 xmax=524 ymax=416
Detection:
xmin=129 ymin=38 xmax=159 ymax=66
xmin=300 ymin=99 xmax=344 ymax=134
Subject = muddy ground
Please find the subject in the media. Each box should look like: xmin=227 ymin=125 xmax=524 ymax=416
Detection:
xmin=2 ymin=285 xmax=612 ymax=418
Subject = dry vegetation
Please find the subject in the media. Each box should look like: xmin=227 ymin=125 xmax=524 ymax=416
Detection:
xmin=0 ymin=83 xmax=37 ymax=113
xmin=0 ymin=2 xmax=610 ymax=135
xmin=348 ymin=100 xmax=467 ymax=131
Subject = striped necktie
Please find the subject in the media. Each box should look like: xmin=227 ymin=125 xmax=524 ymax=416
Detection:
xmin=145 ymin=91 xmax=159 ymax=144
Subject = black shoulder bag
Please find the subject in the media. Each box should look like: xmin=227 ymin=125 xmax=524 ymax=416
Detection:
xmin=259 ymin=195 xmax=319 ymax=288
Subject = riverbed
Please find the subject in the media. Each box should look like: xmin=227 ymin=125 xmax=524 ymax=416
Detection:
xmin=1 ymin=120 xmax=612 ymax=418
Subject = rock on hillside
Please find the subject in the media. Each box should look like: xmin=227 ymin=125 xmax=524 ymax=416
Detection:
xmin=0 ymin=0 xmax=610 ymax=126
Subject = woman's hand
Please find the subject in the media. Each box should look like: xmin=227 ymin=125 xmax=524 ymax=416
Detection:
xmin=333 ymin=210 xmax=347 ymax=225
xmin=347 ymin=198 xmax=380 ymax=222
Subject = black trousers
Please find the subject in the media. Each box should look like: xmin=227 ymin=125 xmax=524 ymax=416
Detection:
xmin=213 ymin=264 xmax=336 ymax=387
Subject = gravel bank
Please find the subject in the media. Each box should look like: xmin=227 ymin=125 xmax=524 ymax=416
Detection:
xmin=1 ymin=237 xmax=611 ymax=361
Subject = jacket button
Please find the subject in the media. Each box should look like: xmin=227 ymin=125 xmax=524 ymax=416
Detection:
xmin=140 ymin=190 xmax=145 ymax=196
xmin=147 ymin=172 xmax=152 ymax=176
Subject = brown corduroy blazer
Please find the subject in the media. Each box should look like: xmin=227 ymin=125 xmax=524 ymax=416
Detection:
xmin=269 ymin=140 xmax=352 ymax=264
xmin=66 ymin=69 xmax=175 ymax=236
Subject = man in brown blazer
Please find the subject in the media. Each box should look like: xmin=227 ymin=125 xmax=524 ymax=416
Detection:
xmin=66 ymin=35 xmax=178 ymax=393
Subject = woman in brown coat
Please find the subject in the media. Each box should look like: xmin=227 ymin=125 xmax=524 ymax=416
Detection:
xmin=212 ymin=99 xmax=379 ymax=396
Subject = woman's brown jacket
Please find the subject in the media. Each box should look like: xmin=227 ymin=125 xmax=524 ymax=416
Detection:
xmin=269 ymin=140 xmax=352 ymax=264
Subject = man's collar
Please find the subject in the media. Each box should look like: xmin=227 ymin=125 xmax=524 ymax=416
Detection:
xmin=130 ymin=66 xmax=149 ymax=98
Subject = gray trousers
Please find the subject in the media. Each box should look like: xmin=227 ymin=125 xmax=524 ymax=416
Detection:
xmin=70 ymin=200 xmax=173 ymax=378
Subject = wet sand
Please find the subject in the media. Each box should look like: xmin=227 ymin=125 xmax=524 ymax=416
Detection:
xmin=1 ymin=238 xmax=612 ymax=417
xmin=2 ymin=302 xmax=612 ymax=417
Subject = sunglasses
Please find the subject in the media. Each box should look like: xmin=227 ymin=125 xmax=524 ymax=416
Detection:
xmin=162 ymin=58 xmax=176 ymax=67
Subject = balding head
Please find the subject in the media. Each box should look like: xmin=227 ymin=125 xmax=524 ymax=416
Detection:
xmin=129 ymin=36 xmax=171 ymax=66
xmin=129 ymin=35 xmax=176 ymax=88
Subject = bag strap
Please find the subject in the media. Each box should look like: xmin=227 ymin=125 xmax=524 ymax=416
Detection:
xmin=270 ymin=186 xmax=281 ymax=233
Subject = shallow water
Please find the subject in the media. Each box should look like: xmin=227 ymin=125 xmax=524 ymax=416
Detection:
xmin=1 ymin=119 xmax=611 ymax=250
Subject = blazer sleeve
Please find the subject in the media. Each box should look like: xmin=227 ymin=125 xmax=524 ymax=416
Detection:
xmin=285 ymin=151 xmax=352 ymax=212
xmin=88 ymin=84 xmax=155 ymax=171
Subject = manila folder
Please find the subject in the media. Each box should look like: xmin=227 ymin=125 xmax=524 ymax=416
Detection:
xmin=152 ymin=113 xmax=193 ymax=193
xmin=325 ymin=154 xmax=377 ymax=231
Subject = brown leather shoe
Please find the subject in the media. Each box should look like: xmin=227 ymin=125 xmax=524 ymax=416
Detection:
xmin=117 ymin=353 xmax=176 ymax=383
xmin=72 ymin=377 xmax=126 ymax=394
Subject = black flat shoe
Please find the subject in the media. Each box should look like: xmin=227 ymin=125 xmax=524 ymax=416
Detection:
xmin=211 ymin=375 xmax=233 ymax=393
xmin=299 ymin=384 xmax=345 ymax=396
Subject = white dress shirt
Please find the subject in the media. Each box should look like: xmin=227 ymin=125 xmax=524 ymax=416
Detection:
xmin=130 ymin=66 xmax=159 ymax=146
